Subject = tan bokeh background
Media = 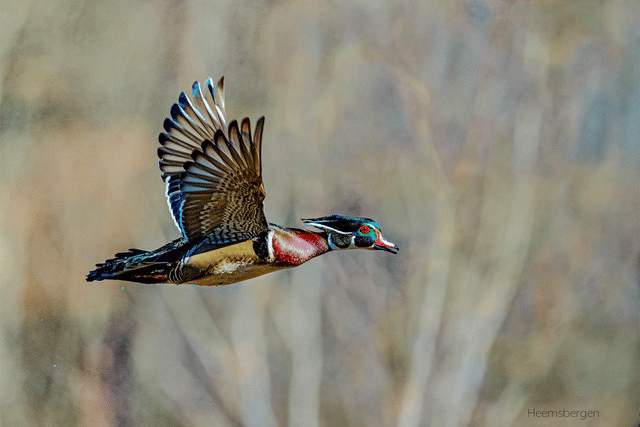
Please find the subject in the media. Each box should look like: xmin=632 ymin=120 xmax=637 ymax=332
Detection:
xmin=1 ymin=0 xmax=639 ymax=426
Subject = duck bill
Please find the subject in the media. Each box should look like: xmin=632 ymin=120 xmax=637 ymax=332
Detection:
xmin=374 ymin=234 xmax=399 ymax=254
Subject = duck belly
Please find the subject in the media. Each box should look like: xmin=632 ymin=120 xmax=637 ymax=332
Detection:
xmin=177 ymin=239 xmax=287 ymax=286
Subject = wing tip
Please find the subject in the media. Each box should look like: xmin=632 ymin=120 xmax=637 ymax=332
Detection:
xmin=170 ymin=103 xmax=181 ymax=121
xmin=163 ymin=118 xmax=176 ymax=133
xmin=158 ymin=132 xmax=170 ymax=144
xmin=191 ymin=81 xmax=200 ymax=98
xmin=178 ymin=92 xmax=188 ymax=108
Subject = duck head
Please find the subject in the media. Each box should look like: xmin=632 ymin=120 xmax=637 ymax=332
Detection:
xmin=302 ymin=215 xmax=399 ymax=254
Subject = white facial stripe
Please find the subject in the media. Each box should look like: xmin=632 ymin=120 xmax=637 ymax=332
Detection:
xmin=267 ymin=230 xmax=274 ymax=260
xmin=303 ymin=222 xmax=351 ymax=235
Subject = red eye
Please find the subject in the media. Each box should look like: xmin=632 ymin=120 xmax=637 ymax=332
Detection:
xmin=359 ymin=225 xmax=370 ymax=234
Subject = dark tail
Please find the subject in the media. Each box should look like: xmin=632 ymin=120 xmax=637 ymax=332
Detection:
xmin=87 ymin=239 xmax=186 ymax=284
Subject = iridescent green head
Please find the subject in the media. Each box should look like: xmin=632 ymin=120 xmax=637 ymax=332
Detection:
xmin=302 ymin=215 xmax=398 ymax=254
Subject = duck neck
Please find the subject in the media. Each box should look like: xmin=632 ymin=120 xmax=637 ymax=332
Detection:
xmin=270 ymin=227 xmax=330 ymax=266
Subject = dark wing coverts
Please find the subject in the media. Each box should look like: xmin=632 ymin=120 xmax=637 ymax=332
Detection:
xmin=158 ymin=77 xmax=269 ymax=244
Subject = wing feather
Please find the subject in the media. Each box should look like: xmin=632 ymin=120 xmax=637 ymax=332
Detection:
xmin=236 ymin=118 xmax=253 ymax=169
xmin=196 ymin=145 xmax=233 ymax=175
xmin=212 ymin=131 xmax=240 ymax=169
xmin=156 ymin=77 xmax=269 ymax=243
xmin=184 ymin=159 xmax=226 ymax=180
xmin=228 ymin=121 xmax=250 ymax=169
xmin=253 ymin=117 xmax=265 ymax=176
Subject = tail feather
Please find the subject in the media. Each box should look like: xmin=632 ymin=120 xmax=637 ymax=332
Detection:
xmin=86 ymin=260 xmax=170 ymax=283
xmin=87 ymin=239 xmax=187 ymax=284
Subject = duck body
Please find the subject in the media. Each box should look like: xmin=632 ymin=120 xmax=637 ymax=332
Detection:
xmin=87 ymin=77 xmax=397 ymax=287
xmin=88 ymin=225 xmax=329 ymax=286
xmin=174 ymin=225 xmax=330 ymax=286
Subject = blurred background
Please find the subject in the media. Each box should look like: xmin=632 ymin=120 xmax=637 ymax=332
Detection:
xmin=0 ymin=0 xmax=638 ymax=426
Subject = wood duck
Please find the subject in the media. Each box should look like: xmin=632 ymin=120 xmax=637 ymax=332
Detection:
xmin=87 ymin=77 xmax=398 ymax=286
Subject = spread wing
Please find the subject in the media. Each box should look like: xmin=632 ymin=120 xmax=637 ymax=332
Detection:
xmin=157 ymin=77 xmax=269 ymax=244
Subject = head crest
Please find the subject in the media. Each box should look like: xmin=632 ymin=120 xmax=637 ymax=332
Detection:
xmin=301 ymin=215 xmax=380 ymax=233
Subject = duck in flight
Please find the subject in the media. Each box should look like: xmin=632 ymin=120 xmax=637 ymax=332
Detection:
xmin=87 ymin=77 xmax=398 ymax=286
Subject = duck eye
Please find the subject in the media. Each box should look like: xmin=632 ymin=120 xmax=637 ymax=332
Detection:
xmin=359 ymin=225 xmax=370 ymax=234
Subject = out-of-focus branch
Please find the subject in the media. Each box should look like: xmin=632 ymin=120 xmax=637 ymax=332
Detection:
xmin=398 ymin=189 xmax=456 ymax=427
